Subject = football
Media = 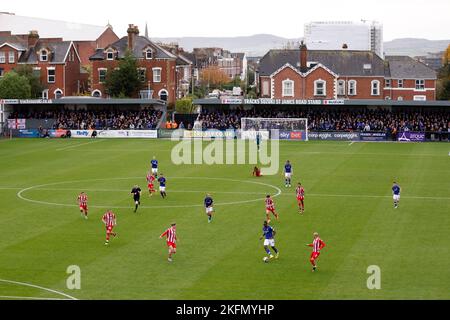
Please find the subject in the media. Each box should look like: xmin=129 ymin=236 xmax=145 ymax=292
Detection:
xmin=263 ymin=256 xmax=269 ymax=263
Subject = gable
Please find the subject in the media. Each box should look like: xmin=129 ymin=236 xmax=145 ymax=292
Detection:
xmin=270 ymin=63 xmax=302 ymax=78
xmin=0 ymin=42 xmax=23 ymax=52
xmin=63 ymin=42 xmax=82 ymax=63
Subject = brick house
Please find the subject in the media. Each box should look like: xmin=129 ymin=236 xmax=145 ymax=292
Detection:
xmin=89 ymin=24 xmax=189 ymax=104
xmin=0 ymin=31 xmax=84 ymax=99
xmin=258 ymin=43 xmax=437 ymax=101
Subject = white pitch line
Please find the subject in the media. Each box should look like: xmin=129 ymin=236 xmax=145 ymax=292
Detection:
xmin=18 ymin=187 xmax=269 ymax=195
xmin=0 ymin=295 xmax=73 ymax=300
xmin=348 ymin=141 xmax=354 ymax=146
xmin=56 ymin=140 xmax=102 ymax=151
xmin=0 ymin=279 xmax=77 ymax=300
xmin=16 ymin=176 xmax=282 ymax=209
xmin=278 ymin=193 xmax=450 ymax=201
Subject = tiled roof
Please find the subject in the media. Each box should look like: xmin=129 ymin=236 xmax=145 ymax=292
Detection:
xmin=259 ymin=49 xmax=387 ymax=77
xmin=90 ymin=35 xmax=177 ymax=61
xmin=18 ymin=41 xmax=72 ymax=63
xmin=386 ymin=55 xmax=437 ymax=79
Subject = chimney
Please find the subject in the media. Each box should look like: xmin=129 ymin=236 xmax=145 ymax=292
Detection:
xmin=300 ymin=41 xmax=307 ymax=72
xmin=28 ymin=30 xmax=39 ymax=48
xmin=127 ymin=24 xmax=139 ymax=51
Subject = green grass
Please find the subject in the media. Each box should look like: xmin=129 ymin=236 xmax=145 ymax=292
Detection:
xmin=0 ymin=138 xmax=449 ymax=300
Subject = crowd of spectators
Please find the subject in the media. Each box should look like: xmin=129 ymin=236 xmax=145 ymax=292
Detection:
xmin=9 ymin=108 xmax=163 ymax=130
xmin=196 ymin=108 xmax=449 ymax=134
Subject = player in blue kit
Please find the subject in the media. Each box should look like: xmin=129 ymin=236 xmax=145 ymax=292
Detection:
xmin=158 ymin=174 xmax=167 ymax=198
xmin=284 ymin=160 xmax=293 ymax=188
xmin=392 ymin=182 xmax=401 ymax=209
xmin=151 ymin=156 xmax=159 ymax=178
xmin=256 ymin=132 xmax=261 ymax=151
xmin=204 ymin=194 xmax=214 ymax=223
xmin=259 ymin=221 xmax=279 ymax=260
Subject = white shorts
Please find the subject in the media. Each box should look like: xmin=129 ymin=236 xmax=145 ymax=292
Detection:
xmin=285 ymin=173 xmax=292 ymax=179
xmin=206 ymin=207 xmax=214 ymax=214
xmin=152 ymin=168 xmax=158 ymax=174
xmin=393 ymin=194 xmax=400 ymax=201
xmin=160 ymin=186 xmax=166 ymax=192
xmin=264 ymin=239 xmax=275 ymax=247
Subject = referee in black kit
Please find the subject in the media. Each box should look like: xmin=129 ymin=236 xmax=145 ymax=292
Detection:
xmin=131 ymin=185 xmax=142 ymax=212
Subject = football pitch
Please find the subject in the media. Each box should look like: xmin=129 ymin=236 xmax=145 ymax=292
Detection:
xmin=0 ymin=138 xmax=449 ymax=300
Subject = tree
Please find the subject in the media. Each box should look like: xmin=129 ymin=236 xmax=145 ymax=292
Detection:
xmin=175 ymin=96 xmax=195 ymax=113
xmin=14 ymin=65 xmax=43 ymax=98
xmin=437 ymin=44 xmax=450 ymax=100
xmin=200 ymin=66 xmax=229 ymax=89
xmin=104 ymin=51 xmax=141 ymax=98
xmin=0 ymin=72 xmax=32 ymax=99
xmin=443 ymin=44 xmax=450 ymax=66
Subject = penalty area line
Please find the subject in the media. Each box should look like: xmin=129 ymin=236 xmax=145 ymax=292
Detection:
xmin=0 ymin=279 xmax=77 ymax=300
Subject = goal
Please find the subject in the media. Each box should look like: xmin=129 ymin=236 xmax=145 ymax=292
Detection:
xmin=240 ymin=118 xmax=308 ymax=141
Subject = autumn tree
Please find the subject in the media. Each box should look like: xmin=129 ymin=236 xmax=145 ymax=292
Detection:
xmin=437 ymin=44 xmax=450 ymax=100
xmin=200 ymin=66 xmax=229 ymax=89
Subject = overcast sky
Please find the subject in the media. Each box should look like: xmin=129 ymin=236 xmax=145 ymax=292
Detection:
xmin=2 ymin=0 xmax=450 ymax=40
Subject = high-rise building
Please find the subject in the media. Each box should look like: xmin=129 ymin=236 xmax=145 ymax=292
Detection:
xmin=304 ymin=20 xmax=384 ymax=58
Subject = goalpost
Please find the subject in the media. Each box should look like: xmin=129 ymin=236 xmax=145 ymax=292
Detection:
xmin=240 ymin=118 xmax=309 ymax=141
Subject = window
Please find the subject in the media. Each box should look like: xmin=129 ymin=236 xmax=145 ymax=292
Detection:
xmin=40 ymin=50 xmax=48 ymax=62
xmin=337 ymin=80 xmax=346 ymax=95
xmin=0 ymin=52 xmax=5 ymax=64
xmin=54 ymin=89 xmax=63 ymax=99
xmin=106 ymin=51 xmax=114 ymax=61
xmin=145 ymin=49 xmax=153 ymax=60
xmin=385 ymin=79 xmax=391 ymax=88
xmin=92 ymin=90 xmax=102 ymax=98
xmin=371 ymin=80 xmax=380 ymax=95
xmin=8 ymin=51 xmax=14 ymax=63
xmin=153 ymin=68 xmax=161 ymax=82
xmin=159 ymin=89 xmax=168 ymax=101
xmin=68 ymin=51 xmax=75 ymax=62
xmin=413 ymin=95 xmax=426 ymax=101
xmin=0 ymin=68 xmax=4 ymax=77
xmin=415 ymin=79 xmax=425 ymax=90
xmin=98 ymin=68 xmax=107 ymax=83
xmin=47 ymin=68 xmax=55 ymax=83
xmin=348 ymin=80 xmax=357 ymax=95
xmin=42 ymin=89 xmax=49 ymax=99
xmin=314 ymin=80 xmax=326 ymax=96
xmin=398 ymin=79 xmax=404 ymax=88
xmin=282 ymin=79 xmax=294 ymax=97
xmin=33 ymin=67 xmax=41 ymax=78
xmin=137 ymin=68 xmax=146 ymax=82
xmin=262 ymin=81 xmax=269 ymax=96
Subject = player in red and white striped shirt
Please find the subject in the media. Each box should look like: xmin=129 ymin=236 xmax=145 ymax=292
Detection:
xmin=159 ymin=223 xmax=177 ymax=262
xmin=306 ymin=232 xmax=326 ymax=272
xmin=77 ymin=192 xmax=88 ymax=219
xmin=265 ymin=195 xmax=279 ymax=223
xmin=146 ymin=172 xmax=156 ymax=196
xmin=296 ymin=183 xmax=305 ymax=214
xmin=102 ymin=210 xmax=117 ymax=246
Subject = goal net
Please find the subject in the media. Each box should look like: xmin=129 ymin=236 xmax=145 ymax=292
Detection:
xmin=240 ymin=118 xmax=308 ymax=141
